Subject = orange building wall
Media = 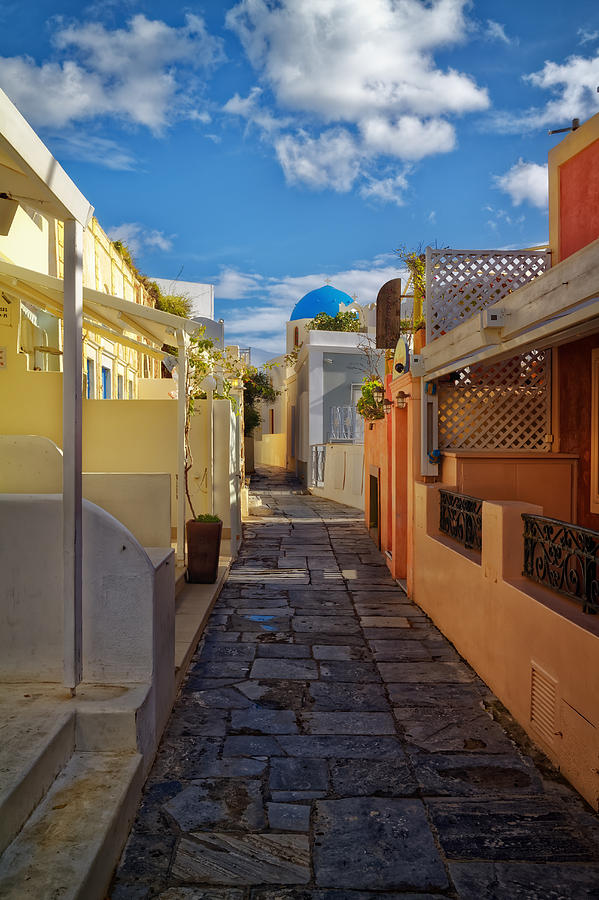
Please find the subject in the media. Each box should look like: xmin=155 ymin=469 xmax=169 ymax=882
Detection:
xmin=559 ymin=334 xmax=599 ymax=529
xmin=363 ymin=417 xmax=390 ymax=554
xmin=559 ymin=137 xmax=599 ymax=261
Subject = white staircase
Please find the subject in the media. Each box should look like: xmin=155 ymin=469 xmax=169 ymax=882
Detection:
xmin=0 ymin=689 xmax=144 ymax=899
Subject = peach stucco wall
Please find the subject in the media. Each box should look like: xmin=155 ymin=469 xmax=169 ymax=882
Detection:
xmin=413 ymin=481 xmax=599 ymax=810
xmin=440 ymin=452 xmax=577 ymax=523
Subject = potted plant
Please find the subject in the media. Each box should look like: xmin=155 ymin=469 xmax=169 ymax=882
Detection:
xmin=186 ymin=513 xmax=223 ymax=583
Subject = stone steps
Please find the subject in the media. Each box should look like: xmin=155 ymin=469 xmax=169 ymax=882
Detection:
xmin=0 ymin=703 xmax=75 ymax=855
xmin=0 ymin=749 xmax=143 ymax=899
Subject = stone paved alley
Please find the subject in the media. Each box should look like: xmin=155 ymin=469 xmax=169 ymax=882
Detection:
xmin=111 ymin=468 xmax=599 ymax=899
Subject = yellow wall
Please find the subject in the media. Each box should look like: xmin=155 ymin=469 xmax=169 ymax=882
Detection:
xmin=254 ymin=433 xmax=286 ymax=468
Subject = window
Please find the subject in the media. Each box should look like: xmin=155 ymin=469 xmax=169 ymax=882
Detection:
xmin=101 ymin=366 xmax=111 ymax=399
xmin=294 ymin=326 xmax=299 ymax=348
xmin=86 ymin=358 xmax=95 ymax=399
xmin=117 ymin=373 xmax=124 ymax=399
xmin=269 ymin=408 xmax=275 ymax=434
xmin=128 ymin=380 xmax=134 ymax=399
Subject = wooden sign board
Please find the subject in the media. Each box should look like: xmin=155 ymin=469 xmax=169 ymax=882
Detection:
xmin=376 ymin=278 xmax=402 ymax=349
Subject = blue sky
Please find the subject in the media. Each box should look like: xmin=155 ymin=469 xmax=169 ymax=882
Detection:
xmin=1 ymin=0 xmax=599 ymax=358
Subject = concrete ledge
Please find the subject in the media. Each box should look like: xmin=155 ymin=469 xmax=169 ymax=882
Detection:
xmin=175 ymin=558 xmax=231 ymax=690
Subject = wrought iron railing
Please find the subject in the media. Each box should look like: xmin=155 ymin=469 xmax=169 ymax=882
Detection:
xmin=522 ymin=514 xmax=599 ymax=615
xmin=439 ymin=489 xmax=482 ymax=551
xmin=329 ymin=405 xmax=364 ymax=443
xmin=310 ymin=444 xmax=326 ymax=487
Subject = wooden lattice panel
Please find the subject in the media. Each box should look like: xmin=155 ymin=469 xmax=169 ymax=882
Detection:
xmin=438 ymin=350 xmax=551 ymax=451
xmin=426 ymin=249 xmax=550 ymax=340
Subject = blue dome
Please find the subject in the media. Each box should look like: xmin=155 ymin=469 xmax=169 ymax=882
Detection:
xmin=290 ymin=285 xmax=354 ymax=321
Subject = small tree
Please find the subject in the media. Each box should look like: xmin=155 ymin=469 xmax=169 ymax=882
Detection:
xmin=307 ymin=310 xmax=362 ymax=332
xmin=242 ymin=370 xmax=278 ymax=436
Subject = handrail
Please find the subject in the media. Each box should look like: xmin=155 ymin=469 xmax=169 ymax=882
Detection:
xmin=439 ymin=488 xmax=482 ymax=551
xmin=522 ymin=513 xmax=599 ymax=615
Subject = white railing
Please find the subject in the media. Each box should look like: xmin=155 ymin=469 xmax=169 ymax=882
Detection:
xmin=425 ymin=247 xmax=550 ymax=342
xmin=310 ymin=444 xmax=326 ymax=487
xmin=329 ymin=405 xmax=364 ymax=443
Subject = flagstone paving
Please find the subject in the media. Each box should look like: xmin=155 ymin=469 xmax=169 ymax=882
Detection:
xmin=111 ymin=466 xmax=599 ymax=899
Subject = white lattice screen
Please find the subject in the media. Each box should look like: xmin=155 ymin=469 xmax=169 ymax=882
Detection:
xmin=438 ymin=350 xmax=551 ymax=451
xmin=426 ymin=249 xmax=550 ymax=341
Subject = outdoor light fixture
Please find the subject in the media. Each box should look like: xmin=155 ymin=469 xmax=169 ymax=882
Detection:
xmin=395 ymin=391 xmax=411 ymax=409
xmin=383 ymin=397 xmax=393 ymax=414
xmin=372 ymin=384 xmax=384 ymax=405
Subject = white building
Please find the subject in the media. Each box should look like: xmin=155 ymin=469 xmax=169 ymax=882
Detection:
xmin=255 ymin=285 xmax=381 ymax=508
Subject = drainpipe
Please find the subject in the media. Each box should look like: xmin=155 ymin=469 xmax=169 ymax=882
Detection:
xmin=200 ymin=372 xmax=217 ymax=516
xmin=176 ymin=329 xmax=188 ymax=566
xmin=63 ymin=218 xmax=83 ymax=692
xmin=208 ymin=386 xmax=215 ymax=516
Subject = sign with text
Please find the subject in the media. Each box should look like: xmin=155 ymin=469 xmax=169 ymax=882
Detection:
xmin=0 ymin=295 xmax=13 ymax=327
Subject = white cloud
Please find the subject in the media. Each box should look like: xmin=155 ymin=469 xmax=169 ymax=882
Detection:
xmin=214 ymin=268 xmax=264 ymax=300
xmin=0 ymin=14 xmax=223 ymax=133
xmin=49 ymin=133 xmax=137 ymax=170
xmin=490 ymin=50 xmax=599 ymax=132
xmin=485 ymin=20 xmax=511 ymax=45
xmin=275 ymin=129 xmax=361 ymax=191
xmin=227 ymin=0 xmax=487 ymax=122
xmin=223 ymin=87 xmax=290 ymax=134
xmin=578 ymin=28 xmax=599 ymax=45
xmin=360 ymin=173 xmax=410 ymax=206
xmin=360 ymin=115 xmax=455 ymax=160
xmin=495 ymin=160 xmax=548 ymax=209
xmin=108 ymin=223 xmax=174 ymax=256
xmin=226 ymin=0 xmax=489 ymax=198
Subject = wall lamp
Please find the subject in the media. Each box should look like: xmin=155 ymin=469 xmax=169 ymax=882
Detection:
xmin=395 ymin=391 xmax=411 ymax=409
xmin=372 ymin=384 xmax=384 ymax=405
xmin=383 ymin=397 xmax=393 ymax=414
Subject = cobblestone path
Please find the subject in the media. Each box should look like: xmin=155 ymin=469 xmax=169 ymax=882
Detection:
xmin=112 ymin=467 xmax=599 ymax=899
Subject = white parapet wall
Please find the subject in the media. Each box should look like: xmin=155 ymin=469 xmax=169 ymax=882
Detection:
xmin=0 ymin=495 xmax=174 ymax=751
xmin=310 ymin=442 xmax=364 ymax=510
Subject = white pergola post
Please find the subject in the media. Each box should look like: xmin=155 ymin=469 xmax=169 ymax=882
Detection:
xmin=63 ymin=218 xmax=84 ymax=691
xmin=177 ymin=330 xmax=189 ymax=566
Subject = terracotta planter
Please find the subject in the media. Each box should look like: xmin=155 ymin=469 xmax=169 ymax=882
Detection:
xmin=186 ymin=519 xmax=222 ymax=584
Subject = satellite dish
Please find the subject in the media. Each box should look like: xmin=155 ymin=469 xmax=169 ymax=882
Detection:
xmin=393 ymin=339 xmax=410 ymax=375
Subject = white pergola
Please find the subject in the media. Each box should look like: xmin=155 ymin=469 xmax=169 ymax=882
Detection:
xmin=0 ymin=88 xmax=197 ymax=691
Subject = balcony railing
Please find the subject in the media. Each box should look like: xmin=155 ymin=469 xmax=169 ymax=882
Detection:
xmin=329 ymin=405 xmax=364 ymax=443
xmin=311 ymin=444 xmax=326 ymax=487
xmin=439 ymin=489 xmax=482 ymax=551
xmin=522 ymin=514 xmax=599 ymax=615
xmin=426 ymin=248 xmax=550 ymax=342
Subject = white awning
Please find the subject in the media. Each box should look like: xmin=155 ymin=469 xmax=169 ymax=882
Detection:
xmin=0 ymin=88 xmax=93 ymax=226
xmin=0 ymin=257 xmax=200 ymax=353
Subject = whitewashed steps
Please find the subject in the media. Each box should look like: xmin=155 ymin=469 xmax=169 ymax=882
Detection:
xmin=0 ymin=706 xmax=75 ymax=855
xmin=0 ymin=750 xmax=143 ymax=900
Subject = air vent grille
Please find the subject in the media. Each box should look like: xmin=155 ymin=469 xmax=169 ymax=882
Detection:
xmin=530 ymin=662 xmax=558 ymax=746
